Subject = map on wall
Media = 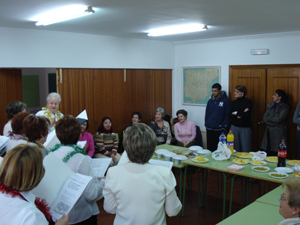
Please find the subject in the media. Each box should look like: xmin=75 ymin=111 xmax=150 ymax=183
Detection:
xmin=183 ymin=66 xmax=220 ymax=106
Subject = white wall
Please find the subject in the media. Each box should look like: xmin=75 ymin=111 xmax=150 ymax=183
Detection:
xmin=173 ymin=33 xmax=300 ymax=130
xmin=0 ymin=27 xmax=174 ymax=69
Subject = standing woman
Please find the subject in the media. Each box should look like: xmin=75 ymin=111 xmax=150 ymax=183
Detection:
xmin=293 ymin=103 xmax=300 ymax=159
xmin=261 ymin=89 xmax=289 ymax=155
xmin=94 ymin=117 xmax=120 ymax=166
xmin=174 ymin=109 xmax=196 ymax=147
xmin=228 ymin=85 xmax=252 ymax=152
xmin=149 ymin=107 xmax=172 ymax=145
xmin=36 ymin=92 xmax=64 ymax=132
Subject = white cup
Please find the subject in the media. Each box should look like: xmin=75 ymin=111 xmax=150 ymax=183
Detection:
xmin=157 ymin=153 xmax=162 ymax=158
xmin=164 ymin=155 xmax=172 ymax=161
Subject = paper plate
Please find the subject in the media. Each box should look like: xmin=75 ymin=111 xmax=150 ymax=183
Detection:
xmin=155 ymin=149 xmax=170 ymax=154
xmin=250 ymin=160 xmax=267 ymax=166
xmin=192 ymin=157 xmax=209 ymax=163
xmin=232 ymin=158 xmax=250 ymax=165
xmin=235 ymin=152 xmax=254 ymax=159
xmin=268 ymin=172 xmax=288 ymax=179
xmin=251 ymin=166 xmax=270 ymax=172
xmin=265 ymin=156 xmax=278 ymax=163
xmin=189 ymin=146 xmax=203 ymax=151
xmin=197 ymin=149 xmax=211 ymax=155
xmin=275 ymin=167 xmax=294 ymax=174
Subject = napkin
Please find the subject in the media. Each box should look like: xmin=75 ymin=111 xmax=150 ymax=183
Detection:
xmin=227 ymin=164 xmax=244 ymax=171
xmin=293 ymin=164 xmax=300 ymax=171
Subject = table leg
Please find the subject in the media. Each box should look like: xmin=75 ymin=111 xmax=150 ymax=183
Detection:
xmin=197 ymin=168 xmax=201 ymax=208
xmin=203 ymin=169 xmax=208 ymax=206
xmin=241 ymin=178 xmax=244 ymax=208
xmin=264 ymin=181 xmax=268 ymax=194
xmin=222 ymin=172 xmax=227 ymax=219
xmin=179 ymin=168 xmax=182 ymax=201
xmin=228 ymin=174 xmax=237 ymax=216
xmin=217 ymin=172 xmax=221 ymax=198
xmin=180 ymin=165 xmax=188 ymax=217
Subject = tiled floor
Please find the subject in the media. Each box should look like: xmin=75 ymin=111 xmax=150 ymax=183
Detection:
xmin=97 ymin=169 xmax=279 ymax=225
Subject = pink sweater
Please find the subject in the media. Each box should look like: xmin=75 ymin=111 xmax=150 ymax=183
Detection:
xmin=79 ymin=131 xmax=95 ymax=157
xmin=174 ymin=120 xmax=196 ymax=143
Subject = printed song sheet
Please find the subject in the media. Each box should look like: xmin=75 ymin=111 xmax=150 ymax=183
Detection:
xmin=149 ymin=159 xmax=173 ymax=169
xmin=89 ymin=158 xmax=112 ymax=177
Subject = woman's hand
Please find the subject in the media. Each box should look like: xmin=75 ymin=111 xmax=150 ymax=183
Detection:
xmin=98 ymin=176 xmax=105 ymax=180
xmin=51 ymin=116 xmax=57 ymax=127
xmin=55 ymin=214 xmax=69 ymax=225
xmin=111 ymin=153 xmax=116 ymax=161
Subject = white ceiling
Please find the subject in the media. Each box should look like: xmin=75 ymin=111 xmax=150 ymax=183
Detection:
xmin=1 ymin=0 xmax=300 ymax=43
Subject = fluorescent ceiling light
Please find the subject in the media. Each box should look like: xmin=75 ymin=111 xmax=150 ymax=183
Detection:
xmin=35 ymin=6 xmax=95 ymax=26
xmin=148 ymin=24 xmax=208 ymax=37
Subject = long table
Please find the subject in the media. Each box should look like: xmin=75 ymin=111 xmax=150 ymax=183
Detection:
xmin=181 ymin=153 xmax=293 ymax=218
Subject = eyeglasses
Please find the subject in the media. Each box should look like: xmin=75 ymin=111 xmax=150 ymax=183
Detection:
xmin=280 ymin=193 xmax=288 ymax=201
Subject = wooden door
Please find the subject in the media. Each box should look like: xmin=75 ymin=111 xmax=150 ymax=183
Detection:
xmin=267 ymin=68 xmax=300 ymax=159
xmin=0 ymin=69 xmax=22 ymax=131
xmin=229 ymin=68 xmax=267 ymax=152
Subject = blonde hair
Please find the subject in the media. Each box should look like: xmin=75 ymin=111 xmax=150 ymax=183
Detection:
xmin=123 ymin=123 xmax=157 ymax=164
xmin=0 ymin=144 xmax=45 ymax=191
xmin=283 ymin=177 xmax=300 ymax=208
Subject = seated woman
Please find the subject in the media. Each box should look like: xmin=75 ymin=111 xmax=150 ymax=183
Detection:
xmin=103 ymin=123 xmax=182 ymax=225
xmin=78 ymin=119 xmax=95 ymax=157
xmin=94 ymin=117 xmax=120 ymax=166
xmin=36 ymin=92 xmax=64 ymax=132
xmin=149 ymin=107 xmax=172 ymax=145
xmin=3 ymin=101 xmax=26 ymax=136
xmin=278 ymin=177 xmax=300 ymax=225
xmin=174 ymin=109 xmax=196 ymax=147
xmin=6 ymin=111 xmax=30 ymax=153
xmin=47 ymin=115 xmax=105 ymax=225
xmin=0 ymin=144 xmax=69 ymax=225
xmin=22 ymin=115 xmax=50 ymax=158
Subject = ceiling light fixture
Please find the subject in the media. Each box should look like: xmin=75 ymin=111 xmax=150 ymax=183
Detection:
xmin=35 ymin=6 xmax=95 ymax=26
xmin=148 ymin=24 xmax=208 ymax=37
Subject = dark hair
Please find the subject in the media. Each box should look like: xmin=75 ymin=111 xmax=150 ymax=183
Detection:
xmin=123 ymin=123 xmax=156 ymax=164
xmin=22 ymin=115 xmax=50 ymax=142
xmin=235 ymin=85 xmax=247 ymax=96
xmin=11 ymin=112 xmax=30 ymax=135
xmin=82 ymin=120 xmax=89 ymax=131
xmin=176 ymin=109 xmax=188 ymax=117
xmin=97 ymin=117 xmax=113 ymax=133
xmin=212 ymin=83 xmax=221 ymax=90
xmin=276 ymin=89 xmax=289 ymax=104
xmin=5 ymin=101 xmax=27 ymax=119
xmin=56 ymin=115 xmax=81 ymax=145
xmin=131 ymin=111 xmax=142 ymax=120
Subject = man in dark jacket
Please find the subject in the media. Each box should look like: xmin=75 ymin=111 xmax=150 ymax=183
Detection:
xmin=205 ymin=83 xmax=230 ymax=151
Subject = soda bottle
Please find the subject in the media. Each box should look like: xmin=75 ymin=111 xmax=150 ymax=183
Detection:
xmin=227 ymin=130 xmax=234 ymax=155
xmin=277 ymin=139 xmax=287 ymax=167
xmin=219 ymin=132 xmax=226 ymax=144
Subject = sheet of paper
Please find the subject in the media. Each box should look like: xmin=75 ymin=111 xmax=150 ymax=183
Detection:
xmin=77 ymin=141 xmax=87 ymax=149
xmin=0 ymin=136 xmax=9 ymax=150
xmin=118 ymin=150 xmax=129 ymax=165
xmin=90 ymin=158 xmax=112 ymax=177
xmin=44 ymin=130 xmax=61 ymax=150
xmin=149 ymin=159 xmax=173 ymax=169
xmin=0 ymin=157 xmax=3 ymax=165
xmin=50 ymin=173 xmax=92 ymax=221
xmin=32 ymin=153 xmax=74 ymax=205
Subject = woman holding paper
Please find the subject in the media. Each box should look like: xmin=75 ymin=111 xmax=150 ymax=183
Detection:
xmin=48 ymin=115 xmax=105 ymax=225
xmin=0 ymin=144 xmax=69 ymax=225
xmin=36 ymin=92 xmax=64 ymax=132
xmin=103 ymin=123 xmax=182 ymax=225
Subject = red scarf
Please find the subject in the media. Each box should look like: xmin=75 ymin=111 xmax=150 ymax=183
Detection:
xmin=0 ymin=183 xmax=51 ymax=221
xmin=104 ymin=127 xmax=112 ymax=134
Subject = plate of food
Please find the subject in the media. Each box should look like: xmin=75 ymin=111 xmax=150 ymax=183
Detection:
xmin=233 ymin=158 xmax=250 ymax=165
xmin=293 ymin=172 xmax=300 ymax=177
xmin=183 ymin=152 xmax=197 ymax=159
xmin=275 ymin=167 xmax=294 ymax=174
xmin=251 ymin=166 xmax=270 ymax=172
xmin=268 ymin=172 xmax=288 ymax=179
xmin=250 ymin=160 xmax=267 ymax=166
xmin=192 ymin=156 xmax=209 ymax=163
xmin=235 ymin=152 xmax=254 ymax=159
xmin=265 ymin=156 xmax=278 ymax=163
xmin=173 ymin=149 xmax=182 ymax=155
xmin=287 ymin=160 xmax=300 ymax=167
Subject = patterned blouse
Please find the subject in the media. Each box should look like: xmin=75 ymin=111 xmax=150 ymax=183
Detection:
xmin=148 ymin=120 xmax=172 ymax=145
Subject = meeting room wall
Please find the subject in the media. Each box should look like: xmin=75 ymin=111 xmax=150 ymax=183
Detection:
xmin=0 ymin=27 xmax=174 ymax=69
xmin=173 ymin=33 xmax=300 ymax=132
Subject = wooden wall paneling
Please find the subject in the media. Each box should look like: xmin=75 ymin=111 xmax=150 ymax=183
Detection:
xmin=229 ymin=68 xmax=267 ymax=152
xmin=0 ymin=69 xmax=22 ymax=132
xmin=267 ymin=68 xmax=300 ymax=159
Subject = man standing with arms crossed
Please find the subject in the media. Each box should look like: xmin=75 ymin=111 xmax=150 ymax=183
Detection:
xmin=205 ymin=83 xmax=230 ymax=151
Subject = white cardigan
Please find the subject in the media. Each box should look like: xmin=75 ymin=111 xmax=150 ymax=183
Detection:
xmin=103 ymin=163 xmax=182 ymax=225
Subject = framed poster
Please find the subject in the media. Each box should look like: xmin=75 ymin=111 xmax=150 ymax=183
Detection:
xmin=183 ymin=66 xmax=221 ymax=106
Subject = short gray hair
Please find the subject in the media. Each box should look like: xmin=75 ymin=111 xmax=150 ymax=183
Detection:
xmin=155 ymin=107 xmax=165 ymax=118
xmin=46 ymin=92 xmax=61 ymax=103
xmin=123 ymin=123 xmax=157 ymax=164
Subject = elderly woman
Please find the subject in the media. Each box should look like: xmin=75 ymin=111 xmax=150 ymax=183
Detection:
xmin=94 ymin=117 xmax=120 ymax=166
xmin=47 ymin=115 xmax=104 ymax=225
xmin=0 ymin=144 xmax=69 ymax=225
xmin=174 ymin=109 xmax=196 ymax=147
xmin=6 ymin=111 xmax=30 ymax=153
xmin=3 ymin=101 xmax=27 ymax=136
xmin=261 ymin=89 xmax=289 ymax=155
xmin=36 ymin=92 xmax=64 ymax=132
xmin=228 ymin=85 xmax=252 ymax=152
xmin=149 ymin=107 xmax=172 ymax=145
xmin=22 ymin=115 xmax=50 ymax=158
xmin=103 ymin=123 xmax=182 ymax=225
xmin=278 ymin=177 xmax=300 ymax=225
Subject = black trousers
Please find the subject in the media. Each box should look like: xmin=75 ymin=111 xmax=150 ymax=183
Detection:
xmin=206 ymin=129 xmax=225 ymax=151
